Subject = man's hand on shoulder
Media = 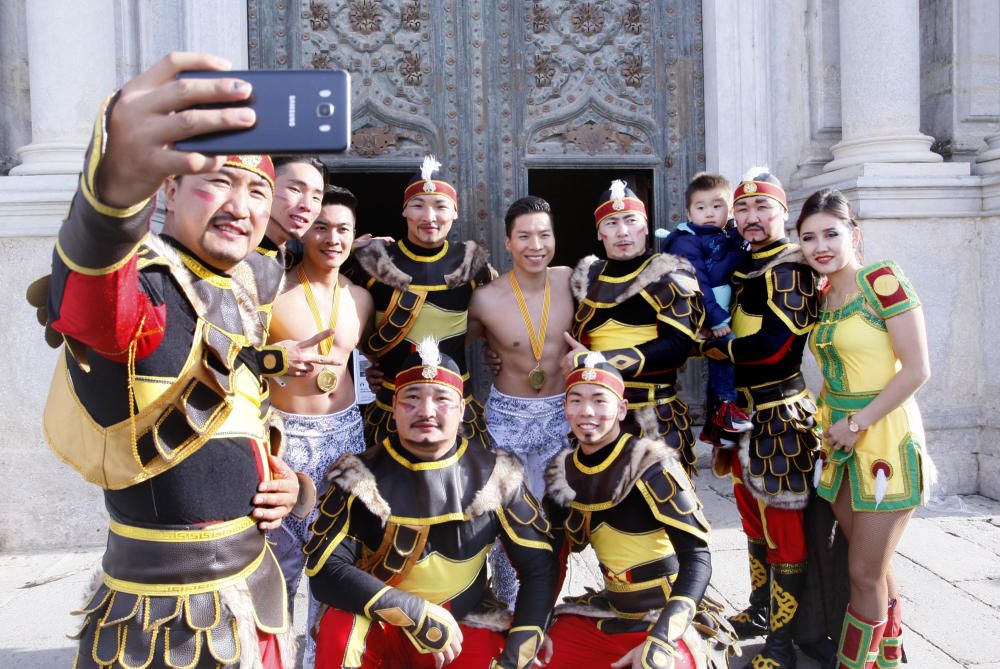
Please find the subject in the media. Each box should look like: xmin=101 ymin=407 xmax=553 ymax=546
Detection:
xmin=96 ymin=52 xmax=257 ymax=209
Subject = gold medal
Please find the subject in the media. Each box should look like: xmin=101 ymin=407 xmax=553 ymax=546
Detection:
xmin=528 ymin=365 xmax=547 ymax=391
xmin=510 ymin=269 xmax=551 ymax=393
xmin=316 ymin=368 xmax=338 ymax=393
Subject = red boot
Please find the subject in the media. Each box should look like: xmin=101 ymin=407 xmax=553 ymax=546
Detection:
xmin=837 ymin=604 xmax=886 ymax=669
xmin=877 ymin=598 xmax=906 ymax=667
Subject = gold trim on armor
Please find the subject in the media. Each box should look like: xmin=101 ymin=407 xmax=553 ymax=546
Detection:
xmin=304 ymin=496 xmax=355 ymax=577
xmin=751 ymin=244 xmax=788 ymax=260
xmin=572 ymin=434 xmax=629 ymax=475
xmin=179 ymin=252 xmax=233 ymax=289
xmin=55 ymin=236 xmax=147 ymax=277
xmin=399 ymin=240 xmax=449 ymax=263
xmin=622 ymin=383 xmax=677 ymax=407
xmin=383 ymin=437 xmax=469 ymax=471
xmin=597 ymin=256 xmax=655 ymax=283
xmin=81 ymin=97 xmax=153 ymax=219
xmin=103 ymin=546 xmax=267 ymax=596
xmin=497 ymin=511 xmax=553 ymax=552
xmin=109 ymin=516 xmax=256 ymax=543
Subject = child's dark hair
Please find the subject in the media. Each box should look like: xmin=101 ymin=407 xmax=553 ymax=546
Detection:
xmin=322 ymin=185 xmax=358 ymax=217
xmin=685 ymin=172 xmax=732 ymax=209
xmin=504 ymin=196 xmax=552 ymax=236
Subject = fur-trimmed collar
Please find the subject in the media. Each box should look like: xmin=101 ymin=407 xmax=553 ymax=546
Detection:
xmin=571 ymin=253 xmax=696 ymax=304
xmin=743 ymin=243 xmax=807 ymax=280
xmin=354 ymin=239 xmax=491 ymax=292
xmin=545 ymin=437 xmax=678 ymax=508
xmin=326 ymin=448 xmax=525 ymax=523
xmin=443 ymin=240 xmax=491 ymax=288
xmin=145 ymin=234 xmax=267 ymax=346
xmin=353 ymin=240 xmax=412 ymax=291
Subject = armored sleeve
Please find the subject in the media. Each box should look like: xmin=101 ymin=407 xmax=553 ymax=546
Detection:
xmin=716 ymin=263 xmax=817 ymax=365
xmin=495 ymin=486 xmax=558 ymax=669
xmin=47 ymin=93 xmax=164 ymax=362
xmin=856 ymin=260 xmax=920 ymax=320
xmin=635 ymin=459 xmax=712 ymax=666
xmin=306 ymin=487 xmax=457 ymax=654
xmin=589 ymin=272 xmax=705 ymax=378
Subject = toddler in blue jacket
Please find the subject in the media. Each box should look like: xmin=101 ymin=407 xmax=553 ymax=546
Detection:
xmin=662 ymin=172 xmax=751 ymax=444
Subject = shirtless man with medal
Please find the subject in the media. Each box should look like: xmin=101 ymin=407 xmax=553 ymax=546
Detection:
xmin=467 ymin=196 xmax=575 ymax=609
xmin=266 ymin=185 xmax=374 ymax=666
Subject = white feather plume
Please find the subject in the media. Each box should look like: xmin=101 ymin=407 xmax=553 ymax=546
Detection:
xmin=609 ymin=179 xmax=627 ymax=203
xmin=416 ymin=336 xmax=442 ymax=368
xmin=874 ymin=468 xmax=889 ymax=508
xmin=420 ymin=155 xmax=441 ymax=181
xmin=741 ymin=165 xmax=772 ymax=182
xmin=583 ymin=351 xmax=606 ymax=368
xmin=813 ymin=456 xmax=824 ymax=490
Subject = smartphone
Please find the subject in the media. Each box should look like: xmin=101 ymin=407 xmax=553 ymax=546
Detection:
xmin=174 ymin=70 xmax=351 ymax=154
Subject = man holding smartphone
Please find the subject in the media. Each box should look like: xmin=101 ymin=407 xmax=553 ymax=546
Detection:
xmin=349 ymin=156 xmax=496 ymax=445
xmin=266 ymin=185 xmax=374 ymax=667
xmin=38 ymin=53 xmax=314 ymax=669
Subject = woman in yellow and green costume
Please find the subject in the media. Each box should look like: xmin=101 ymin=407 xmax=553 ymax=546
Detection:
xmin=797 ymin=188 xmax=934 ymax=669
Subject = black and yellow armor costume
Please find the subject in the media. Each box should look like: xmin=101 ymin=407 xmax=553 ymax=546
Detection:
xmin=571 ymin=252 xmax=705 ymax=472
xmin=704 ymin=238 xmax=821 ymax=505
xmin=39 ymin=98 xmax=293 ymax=668
xmin=304 ymin=433 xmax=556 ymax=669
xmin=348 ymin=239 xmax=495 ymax=443
xmin=544 ymin=434 xmax=735 ymax=668
xmin=700 ymin=237 xmax=822 ymax=667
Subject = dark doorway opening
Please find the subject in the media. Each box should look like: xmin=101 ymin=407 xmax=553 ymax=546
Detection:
xmin=324 ymin=171 xmax=412 ymax=241
xmin=528 ymin=168 xmax=655 ymax=268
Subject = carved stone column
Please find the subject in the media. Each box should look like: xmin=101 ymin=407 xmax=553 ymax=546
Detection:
xmin=702 ymin=0 xmax=772 ymax=183
xmin=9 ymin=2 xmax=116 ymax=176
xmin=823 ymin=0 xmax=939 ymax=172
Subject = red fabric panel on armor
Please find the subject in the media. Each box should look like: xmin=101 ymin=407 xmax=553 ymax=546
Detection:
xmin=53 ymin=256 xmax=166 ymax=361
xmin=738 ymin=332 xmax=795 ymax=366
xmin=315 ymin=607 xmax=506 ymax=668
xmin=546 ymin=614 xmax=696 ymax=669
xmin=732 ymin=458 xmax=807 ymax=564
xmin=257 ymin=630 xmax=283 ymax=669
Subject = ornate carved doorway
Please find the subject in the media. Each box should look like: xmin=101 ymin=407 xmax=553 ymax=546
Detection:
xmin=250 ymin=0 xmax=706 ymax=409
xmin=249 ymin=0 xmax=705 ymax=257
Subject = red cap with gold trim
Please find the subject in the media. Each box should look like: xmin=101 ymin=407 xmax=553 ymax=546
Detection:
xmin=594 ymin=179 xmax=647 ymax=227
xmin=733 ymin=167 xmax=786 ymax=210
xmin=394 ymin=336 xmax=464 ymax=396
xmin=403 ymin=155 xmax=458 ymax=210
xmin=565 ymin=352 xmax=625 ymax=400
xmin=223 ymin=154 xmax=275 ymax=189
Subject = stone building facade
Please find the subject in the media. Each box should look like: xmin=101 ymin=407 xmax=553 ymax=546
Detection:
xmin=0 ymin=0 xmax=997 ymax=551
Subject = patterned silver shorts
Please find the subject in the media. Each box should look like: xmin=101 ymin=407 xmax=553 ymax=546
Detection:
xmin=485 ymin=386 xmax=570 ymax=498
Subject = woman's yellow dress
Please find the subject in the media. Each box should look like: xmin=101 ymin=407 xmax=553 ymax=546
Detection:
xmin=810 ymin=260 xmax=930 ymax=511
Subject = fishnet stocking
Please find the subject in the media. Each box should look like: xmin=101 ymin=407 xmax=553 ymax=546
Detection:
xmin=832 ymin=481 xmax=914 ymax=620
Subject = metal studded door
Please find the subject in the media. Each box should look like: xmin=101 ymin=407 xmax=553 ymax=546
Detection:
xmin=249 ymin=0 xmax=706 ymax=408
xmin=248 ymin=0 xmax=704 ymax=255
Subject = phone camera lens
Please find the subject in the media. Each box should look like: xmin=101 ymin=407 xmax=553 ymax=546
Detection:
xmin=317 ymin=102 xmax=335 ymax=117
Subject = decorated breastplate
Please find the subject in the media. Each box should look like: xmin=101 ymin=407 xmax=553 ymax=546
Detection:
xmin=43 ymin=239 xmax=270 ymax=490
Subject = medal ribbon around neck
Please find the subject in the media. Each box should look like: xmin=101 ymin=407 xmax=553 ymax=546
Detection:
xmin=510 ymin=270 xmax=551 ymax=390
xmin=297 ymin=266 xmax=342 ymax=393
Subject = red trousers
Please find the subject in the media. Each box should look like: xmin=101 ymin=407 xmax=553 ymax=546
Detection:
xmin=258 ymin=630 xmax=283 ymax=669
xmin=546 ymin=615 xmax=696 ymax=669
xmin=315 ymin=607 xmax=505 ymax=669
xmin=731 ymin=456 xmax=807 ymax=564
